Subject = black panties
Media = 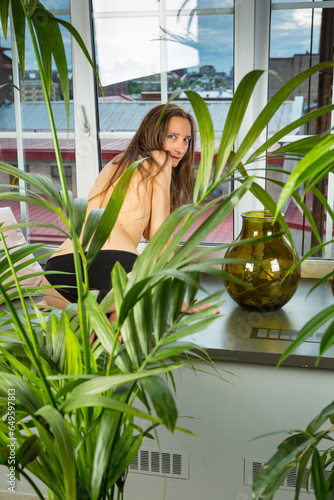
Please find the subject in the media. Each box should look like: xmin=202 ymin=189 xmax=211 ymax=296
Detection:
xmin=44 ymin=250 xmax=137 ymax=303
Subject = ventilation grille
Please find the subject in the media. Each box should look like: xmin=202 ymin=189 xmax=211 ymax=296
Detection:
xmin=244 ymin=458 xmax=331 ymax=492
xmin=129 ymin=448 xmax=189 ymax=480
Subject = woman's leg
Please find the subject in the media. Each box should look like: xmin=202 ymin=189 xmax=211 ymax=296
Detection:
xmin=41 ymin=275 xmax=73 ymax=310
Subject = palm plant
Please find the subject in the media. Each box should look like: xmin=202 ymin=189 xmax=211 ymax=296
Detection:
xmin=252 ymin=133 xmax=334 ymax=500
xmin=1 ymin=1 xmax=334 ymax=499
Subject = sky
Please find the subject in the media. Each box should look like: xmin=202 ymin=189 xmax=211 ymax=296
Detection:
xmin=94 ymin=4 xmax=321 ymax=86
xmin=0 ymin=1 xmax=322 ymax=85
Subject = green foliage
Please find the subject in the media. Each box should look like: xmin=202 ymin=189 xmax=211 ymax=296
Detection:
xmin=249 ymin=66 xmax=334 ymax=500
xmin=252 ymin=402 xmax=334 ymax=499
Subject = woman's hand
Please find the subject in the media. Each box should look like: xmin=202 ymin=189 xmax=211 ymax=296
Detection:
xmin=181 ymin=299 xmax=220 ymax=315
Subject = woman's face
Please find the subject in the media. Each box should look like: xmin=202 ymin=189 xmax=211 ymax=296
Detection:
xmin=162 ymin=117 xmax=192 ymax=168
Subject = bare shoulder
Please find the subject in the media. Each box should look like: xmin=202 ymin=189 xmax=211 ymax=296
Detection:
xmin=87 ymin=160 xmax=116 ymax=203
xmin=95 ymin=160 xmax=115 ymax=184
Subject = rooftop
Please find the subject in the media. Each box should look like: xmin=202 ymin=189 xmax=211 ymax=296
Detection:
xmin=0 ymin=98 xmax=304 ymax=134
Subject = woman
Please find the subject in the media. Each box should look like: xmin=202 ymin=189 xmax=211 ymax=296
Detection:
xmin=41 ymin=103 xmax=197 ymax=314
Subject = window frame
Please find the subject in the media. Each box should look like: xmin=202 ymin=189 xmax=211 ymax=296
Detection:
xmin=3 ymin=0 xmax=334 ymax=277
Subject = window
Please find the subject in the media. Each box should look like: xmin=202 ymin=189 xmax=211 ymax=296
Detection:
xmin=267 ymin=1 xmax=334 ymax=260
xmin=1 ymin=0 xmax=333 ymax=276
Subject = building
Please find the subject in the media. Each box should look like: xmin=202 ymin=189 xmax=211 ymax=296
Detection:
xmin=0 ymin=45 xmax=13 ymax=105
xmin=269 ymin=53 xmax=320 ymax=102
xmin=20 ymin=78 xmax=60 ymax=102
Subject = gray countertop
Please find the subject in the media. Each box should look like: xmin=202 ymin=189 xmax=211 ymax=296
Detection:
xmin=190 ymin=275 xmax=334 ymax=370
xmin=2 ymin=277 xmax=333 ymax=370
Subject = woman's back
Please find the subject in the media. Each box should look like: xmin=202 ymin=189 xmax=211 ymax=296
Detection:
xmin=55 ymin=151 xmax=172 ymax=257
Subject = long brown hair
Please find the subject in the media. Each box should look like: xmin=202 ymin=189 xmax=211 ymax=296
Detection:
xmin=101 ymin=103 xmax=196 ymax=211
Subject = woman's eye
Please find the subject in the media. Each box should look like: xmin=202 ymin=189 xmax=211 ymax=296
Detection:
xmin=184 ymin=138 xmax=190 ymax=143
xmin=169 ymin=134 xmax=176 ymax=140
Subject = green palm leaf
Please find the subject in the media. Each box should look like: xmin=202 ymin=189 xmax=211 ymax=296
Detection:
xmin=86 ymin=161 xmax=140 ymax=266
xmin=10 ymin=0 xmax=26 ymax=80
xmin=247 ymin=104 xmax=334 ymax=164
xmin=0 ymin=220 xmax=69 ymax=238
xmin=0 ymin=161 xmax=64 ymax=207
xmin=141 ymin=376 xmax=178 ymax=432
xmin=0 ymin=0 xmax=9 ymax=39
xmin=52 ymin=15 xmax=105 ymax=97
xmin=91 ymin=407 xmax=122 ymax=500
xmin=112 ymin=264 xmax=143 ymax=369
xmin=15 ymin=435 xmax=43 ymax=469
xmin=306 ymin=401 xmax=334 ymax=435
xmin=275 ymin=134 xmax=334 ymax=217
xmin=106 ymin=426 xmax=142 ymax=490
xmin=84 ymin=292 xmax=132 ymax=373
xmin=252 ymin=434 xmax=314 ymax=499
xmin=215 ymin=69 xmax=265 ymax=180
xmin=32 ymin=6 xmax=52 ymax=96
xmin=0 ymin=373 xmax=42 ymax=414
xmin=152 ymin=279 xmax=172 ymax=341
xmin=129 ymin=204 xmax=195 ymax=280
xmin=132 ymin=289 xmax=153 ymax=357
xmin=34 ymin=405 xmax=76 ymax=500
xmin=269 ymin=133 xmax=328 ymax=157
xmin=173 ymin=177 xmax=253 ymax=265
xmin=32 ymin=5 xmax=70 ymax=127
xmin=60 ymin=393 xmax=171 ymax=427
xmin=278 ymin=305 xmax=334 ymax=367
xmin=148 ymin=342 xmax=207 ymax=363
xmin=184 ymin=90 xmax=215 ymax=201
xmin=73 ymin=197 xmax=88 ymax=238
xmin=312 ymin=449 xmax=328 ymax=500
xmin=230 ymin=61 xmax=334 ymax=175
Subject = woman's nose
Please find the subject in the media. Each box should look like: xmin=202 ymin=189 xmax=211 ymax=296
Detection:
xmin=175 ymin=140 xmax=187 ymax=153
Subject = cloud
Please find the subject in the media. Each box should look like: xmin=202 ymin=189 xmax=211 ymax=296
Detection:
xmin=95 ymin=14 xmax=199 ymax=85
xmin=270 ymin=9 xmax=321 ymax=57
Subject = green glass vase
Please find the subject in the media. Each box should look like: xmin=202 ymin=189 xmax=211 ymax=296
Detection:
xmin=223 ymin=210 xmax=301 ymax=311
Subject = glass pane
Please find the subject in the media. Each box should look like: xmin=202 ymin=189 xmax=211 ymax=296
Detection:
xmin=0 ymin=21 xmax=19 ymax=218
xmin=272 ymin=0 xmax=313 ymax=3
xmin=94 ymin=3 xmax=234 ymax=244
xmin=24 ymin=139 xmax=74 ymax=245
xmin=22 ymin=7 xmax=73 ymax=243
xmin=92 ymin=0 xmax=158 ymax=13
xmin=0 ymin=23 xmax=14 ymax=110
xmin=94 ymin=17 xmax=161 ymax=90
xmin=165 ymin=9 xmax=233 ymax=243
xmin=43 ymin=0 xmax=69 ymax=8
xmin=268 ymin=5 xmax=334 ymax=258
xmin=166 ymin=0 xmax=233 ymax=8
xmin=1 ymin=1 xmax=75 ymax=245
xmin=269 ymin=8 xmax=321 ymax=114
xmin=21 ymin=14 xmax=73 ymax=111
xmin=166 ymin=13 xmax=233 ymax=97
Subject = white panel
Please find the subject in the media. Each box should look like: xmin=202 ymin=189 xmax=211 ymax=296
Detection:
xmin=70 ymin=0 xmax=100 ymax=197
xmin=233 ymin=0 xmax=270 ymax=237
xmin=125 ymin=360 xmax=325 ymax=499
xmin=9 ymin=8 xmax=28 ymax=234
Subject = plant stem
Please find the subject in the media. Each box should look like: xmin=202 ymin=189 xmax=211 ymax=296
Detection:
xmin=19 ymin=469 xmax=46 ymax=500
xmin=22 ymin=2 xmax=91 ymax=376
